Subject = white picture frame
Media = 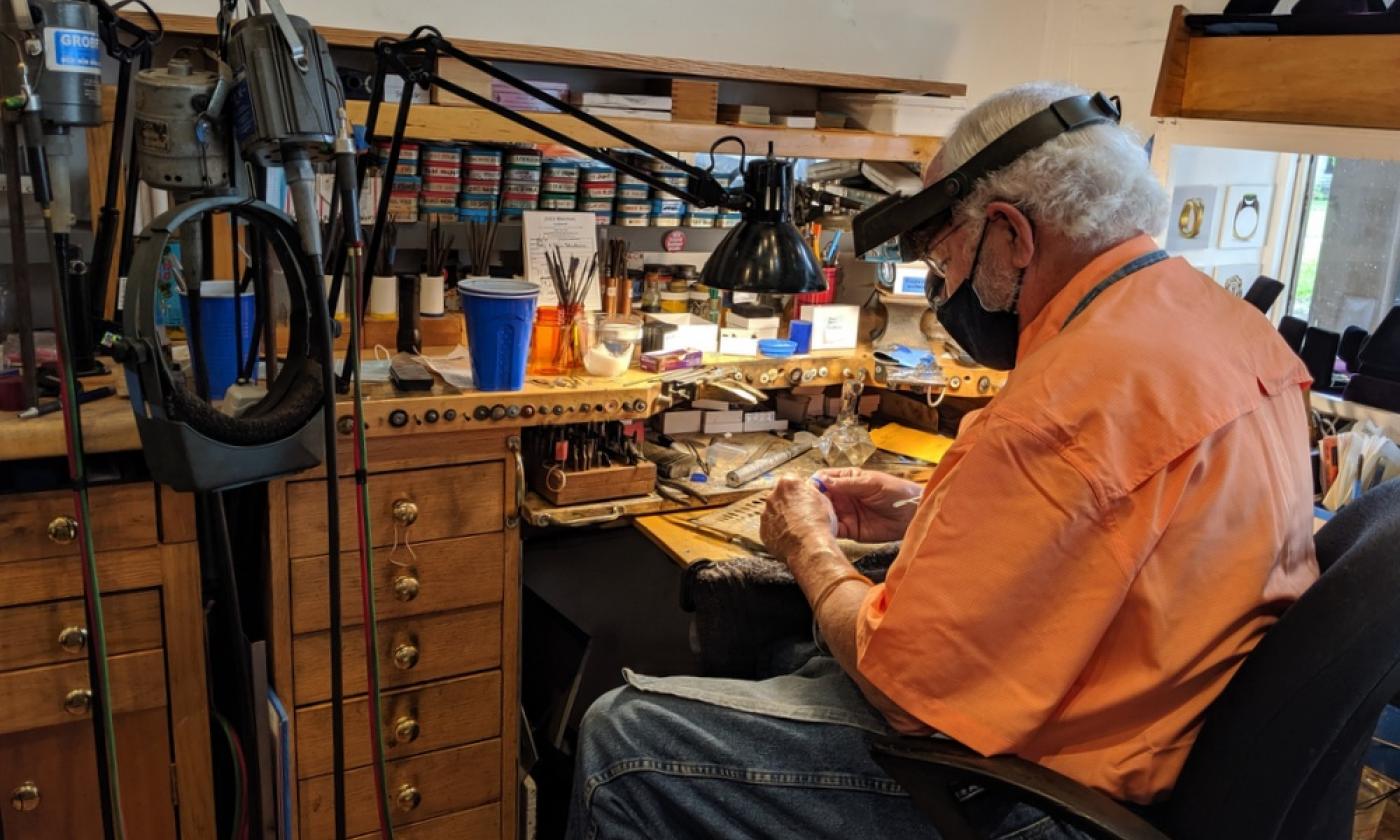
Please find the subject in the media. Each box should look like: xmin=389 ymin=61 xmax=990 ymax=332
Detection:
xmin=1214 ymin=263 xmax=1260 ymax=298
xmin=1165 ymin=185 xmax=1219 ymax=253
xmin=1219 ymin=185 xmax=1273 ymax=250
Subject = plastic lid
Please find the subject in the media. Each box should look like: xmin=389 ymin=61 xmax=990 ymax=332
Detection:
xmin=457 ymin=279 xmax=540 ymax=299
xmin=758 ymin=339 xmax=798 ymax=358
xmin=177 ymin=279 xmax=239 ymax=297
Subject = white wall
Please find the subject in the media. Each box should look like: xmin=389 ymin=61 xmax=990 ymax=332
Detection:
xmin=158 ymin=0 xmax=1052 ymax=103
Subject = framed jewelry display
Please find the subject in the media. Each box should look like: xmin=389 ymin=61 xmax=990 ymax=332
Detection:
xmin=1220 ymin=185 xmax=1273 ymax=249
xmin=1166 ymin=185 xmax=1219 ymax=252
xmin=1214 ymin=263 xmax=1260 ymax=298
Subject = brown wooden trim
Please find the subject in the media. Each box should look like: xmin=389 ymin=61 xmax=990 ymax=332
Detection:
xmin=161 ymin=541 xmax=216 ymax=840
xmin=1150 ymin=5 xmax=1191 ymax=119
xmin=127 ymin=12 xmax=964 ymax=96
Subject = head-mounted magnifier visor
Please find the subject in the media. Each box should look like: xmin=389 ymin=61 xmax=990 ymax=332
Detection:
xmin=851 ymin=92 xmax=1123 ymax=261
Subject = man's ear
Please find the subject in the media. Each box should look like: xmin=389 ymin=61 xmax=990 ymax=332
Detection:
xmin=985 ymin=201 xmax=1035 ymax=269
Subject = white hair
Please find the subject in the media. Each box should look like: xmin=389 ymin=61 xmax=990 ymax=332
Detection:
xmin=941 ymin=82 xmax=1167 ymax=251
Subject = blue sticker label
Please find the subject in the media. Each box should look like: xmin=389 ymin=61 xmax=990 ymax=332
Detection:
xmin=45 ymin=27 xmax=101 ymax=75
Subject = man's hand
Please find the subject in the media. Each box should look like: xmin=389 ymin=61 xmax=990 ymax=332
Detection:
xmin=813 ymin=468 xmax=922 ymax=543
xmin=760 ymin=476 xmax=839 ymax=564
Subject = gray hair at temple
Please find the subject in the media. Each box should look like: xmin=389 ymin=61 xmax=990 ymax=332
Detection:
xmin=941 ymin=81 xmax=1168 ymax=251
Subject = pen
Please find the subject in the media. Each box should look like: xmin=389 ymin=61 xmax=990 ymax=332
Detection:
xmin=18 ymin=386 xmax=116 ymax=419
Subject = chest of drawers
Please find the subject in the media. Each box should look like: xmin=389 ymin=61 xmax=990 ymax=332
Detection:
xmin=0 ymin=483 xmax=213 ymax=839
xmin=267 ymin=429 xmax=521 ymax=839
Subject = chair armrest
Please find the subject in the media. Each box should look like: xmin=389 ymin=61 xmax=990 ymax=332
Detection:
xmin=871 ymin=737 xmax=1170 ymax=840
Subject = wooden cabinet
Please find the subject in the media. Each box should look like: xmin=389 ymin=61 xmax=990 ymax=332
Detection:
xmin=268 ymin=428 xmax=520 ymax=839
xmin=0 ymin=486 xmax=213 ymax=839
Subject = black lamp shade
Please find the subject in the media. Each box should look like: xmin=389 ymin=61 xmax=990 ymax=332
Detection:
xmin=700 ymin=157 xmax=827 ymax=294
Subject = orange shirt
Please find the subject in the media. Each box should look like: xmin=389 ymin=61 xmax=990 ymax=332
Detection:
xmin=856 ymin=235 xmax=1318 ymax=804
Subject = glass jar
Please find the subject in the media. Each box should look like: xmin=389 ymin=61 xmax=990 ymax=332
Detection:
xmin=528 ymin=304 xmax=586 ymax=374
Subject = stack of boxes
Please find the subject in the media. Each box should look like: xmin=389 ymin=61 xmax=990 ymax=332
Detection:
xmin=419 ymin=143 xmax=462 ymax=220
xmin=540 ymin=158 xmax=580 ymax=211
xmin=501 ymin=148 xmax=542 ymax=219
xmin=577 ymin=162 xmax=615 ymax=226
xmin=615 ymin=157 xmax=651 ymax=227
xmin=377 ymin=140 xmax=421 ymax=223
xmin=460 ymin=146 xmax=503 ymax=222
xmin=649 ymin=159 xmax=687 ymax=228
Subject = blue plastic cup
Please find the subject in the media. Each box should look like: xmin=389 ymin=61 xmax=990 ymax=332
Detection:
xmin=788 ymin=319 xmax=813 ymax=355
xmin=458 ymin=279 xmax=539 ymax=391
xmin=178 ymin=280 xmax=256 ymax=401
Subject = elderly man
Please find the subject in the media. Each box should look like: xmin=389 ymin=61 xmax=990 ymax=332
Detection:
xmin=567 ymin=82 xmax=1318 ymax=839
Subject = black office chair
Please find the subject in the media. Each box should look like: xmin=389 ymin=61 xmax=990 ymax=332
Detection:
xmin=873 ymin=479 xmax=1400 ymax=840
xmin=1243 ymin=276 xmax=1284 ymax=314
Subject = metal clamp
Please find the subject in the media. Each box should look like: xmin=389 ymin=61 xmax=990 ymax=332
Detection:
xmin=506 ymin=437 xmax=524 ymax=529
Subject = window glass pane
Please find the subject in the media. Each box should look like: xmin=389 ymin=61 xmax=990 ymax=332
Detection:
xmin=1291 ymin=155 xmax=1400 ymax=332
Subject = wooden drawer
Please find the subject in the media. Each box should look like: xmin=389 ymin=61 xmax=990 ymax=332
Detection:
xmin=0 ymin=707 xmax=177 ymax=840
xmin=0 ymin=484 xmax=157 ymax=564
xmin=296 ymin=671 xmax=502 ymax=778
xmin=0 ymin=590 xmax=162 ymax=672
xmin=290 ymin=534 xmax=505 ymax=634
xmin=293 ymin=606 xmax=501 ymax=705
xmin=301 ymin=740 xmax=502 ymax=840
xmin=287 ymin=462 xmax=505 ymax=559
xmin=348 ymin=803 xmax=501 ymax=840
xmin=0 ymin=649 xmax=167 ymax=737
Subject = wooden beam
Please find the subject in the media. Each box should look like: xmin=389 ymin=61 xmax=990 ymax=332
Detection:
xmin=1150 ymin=5 xmax=1192 ymax=119
xmin=127 ymin=12 xmax=965 ymax=96
xmin=346 ymin=101 xmax=941 ymax=163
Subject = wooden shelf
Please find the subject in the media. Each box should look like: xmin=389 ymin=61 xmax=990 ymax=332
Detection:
xmin=135 ymin=12 xmax=964 ymax=96
xmin=346 ymin=101 xmax=939 ymax=163
xmin=1152 ymin=4 xmax=1400 ymax=131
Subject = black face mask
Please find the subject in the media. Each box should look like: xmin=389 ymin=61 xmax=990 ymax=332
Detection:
xmin=930 ymin=222 xmax=1024 ymax=371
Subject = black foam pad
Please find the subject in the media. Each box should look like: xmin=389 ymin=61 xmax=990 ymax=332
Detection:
xmin=1338 ymin=326 xmax=1370 ymax=373
xmin=1300 ymin=326 xmax=1342 ymax=392
xmin=1278 ymin=315 xmax=1308 ymax=354
xmin=167 ymin=364 xmax=325 ymax=447
xmin=1244 ymin=276 xmax=1284 ymax=314
xmin=1356 ymin=305 xmax=1400 ymax=381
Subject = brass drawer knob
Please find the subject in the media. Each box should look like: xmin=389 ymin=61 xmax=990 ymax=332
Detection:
xmin=391 ymin=499 xmax=419 ymax=526
xmin=392 ymin=715 xmax=420 ymax=744
xmin=395 ymin=784 xmax=421 ymax=813
xmin=64 ymin=689 xmax=93 ymax=716
xmin=392 ymin=574 xmax=420 ymax=602
xmin=47 ymin=515 xmax=78 ymax=544
xmin=392 ymin=642 xmax=420 ymax=670
xmin=57 ymin=625 xmax=88 ymax=654
xmin=10 ymin=781 xmax=39 ymax=812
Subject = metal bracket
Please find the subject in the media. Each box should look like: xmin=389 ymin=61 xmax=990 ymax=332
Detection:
xmin=263 ymin=0 xmax=308 ymax=71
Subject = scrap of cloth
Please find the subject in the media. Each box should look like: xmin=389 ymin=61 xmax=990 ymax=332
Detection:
xmin=857 ymin=235 xmax=1319 ymax=804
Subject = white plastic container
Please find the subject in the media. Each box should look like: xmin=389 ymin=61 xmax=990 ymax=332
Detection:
xmin=800 ymin=303 xmax=860 ymax=350
xmin=818 ymin=92 xmax=967 ymax=136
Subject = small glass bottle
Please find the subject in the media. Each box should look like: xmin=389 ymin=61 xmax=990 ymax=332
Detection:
xmin=641 ymin=278 xmax=663 ymax=313
xmin=705 ymin=287 xmax=721 ymax=324
xmin=528 ymin=306 xmax=564 ymax=375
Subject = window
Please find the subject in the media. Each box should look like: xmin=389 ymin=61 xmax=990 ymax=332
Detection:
xmin=1287 ymin=155 xmax=1400 ymax=333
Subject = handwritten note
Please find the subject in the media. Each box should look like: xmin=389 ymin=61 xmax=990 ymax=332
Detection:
xmin=522 ymin=211 xmax=601 ymax=309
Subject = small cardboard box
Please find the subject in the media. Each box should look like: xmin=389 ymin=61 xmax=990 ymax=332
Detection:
xmin=645 ymin=313 xmax=719 ymax=353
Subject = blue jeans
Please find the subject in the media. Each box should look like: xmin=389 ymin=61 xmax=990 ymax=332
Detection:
xmin=566 ymin=658 xmax=1090 ymax=840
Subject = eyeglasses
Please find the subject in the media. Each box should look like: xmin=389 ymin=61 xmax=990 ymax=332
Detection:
xmin=918 ymin=221 xmax=966 ymax=306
